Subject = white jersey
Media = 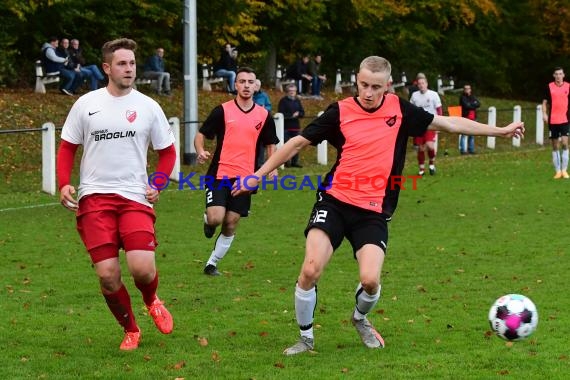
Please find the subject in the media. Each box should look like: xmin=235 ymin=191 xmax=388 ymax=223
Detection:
xmin=410 ymin=89 xmax=442 ymax=115
xmin=61 ymin=88 xmax=174 ymax=206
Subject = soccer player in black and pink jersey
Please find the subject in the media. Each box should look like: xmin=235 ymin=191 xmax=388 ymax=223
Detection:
xmin=195 ymin=67 xmax=279 ymax=276
xmin=542 ymin=66 xmax=570 ymax=179
xmin=57 ymin=38 xmax=176 ymax=351
xmin=233 ymin=56 xmax=525 ymax=355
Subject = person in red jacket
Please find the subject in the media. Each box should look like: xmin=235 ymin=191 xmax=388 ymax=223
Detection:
xmin=57 ymin=38 xmax=177 ymax=351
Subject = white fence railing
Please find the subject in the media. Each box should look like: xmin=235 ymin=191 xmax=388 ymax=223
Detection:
xmin=17 ymin=105 xmax=544 ymax=195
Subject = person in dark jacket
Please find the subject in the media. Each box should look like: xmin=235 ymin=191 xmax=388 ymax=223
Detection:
xmin=213 ymin=43 xmax=237 ymax=94
xmin=143 ymin=47 xmax=171 ymax=95
xmin=41 ymin=36 xmax=82 ymax=95
xmin=278 ymin=83 xmax=305 ymax=167
xmin=459 ymin=84 xmax=481 ymax=154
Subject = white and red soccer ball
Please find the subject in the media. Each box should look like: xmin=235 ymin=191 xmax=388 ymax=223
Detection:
xmin=488 ymin=294 xmax=538 ymax=341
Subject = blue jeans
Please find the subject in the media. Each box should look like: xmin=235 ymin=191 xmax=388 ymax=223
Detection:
xmin=459 ymin=135 xmax=475 ymax=153
xmin=285 ymin=129 xmax=300 ymax=165
xmin=59 ymin=68 xmax=82 ymax=93
xmin=214 ymin=69 xmax=236 ymax=92
xmin=80 ymin=65 xmax=104 ymax=90
xmin=311 ymin=76 xmax=322 ymax=96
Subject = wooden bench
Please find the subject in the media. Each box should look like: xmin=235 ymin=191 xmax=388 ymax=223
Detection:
xmin=201 ymin=64 xmax=226 ymax=91
xmin=34 ymin=60 xmax=60 ymax=94
xmin=275 ymin=64 xmax=295 ymax=92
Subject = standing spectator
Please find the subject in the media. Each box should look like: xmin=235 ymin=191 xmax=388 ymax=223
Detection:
xmin=68 ymin=38 xmax=105 ymax=91
xmin=195 ymin=67 xmax=279 ymax=276
xmin=143 ymin=47 xmax=171 ymax=96
xmin=287 ymin=54 xmax=312 ymax=96
xmin=232 ymin=55 xmax=524 ymax=356
xmin=253 ymin=79 xmax=273 ymax=168
xmin=307 ymin=53 xmax=326 ymax=98
xmin=410 ymin=73 xmax=442 ymax=175
xmin=542 ymin=66 xmax=570 ymax=179
xmin=41 ymin=36 xmax=81 ymax=96
xmin=56 ymin=38 xmax=176 ymax=351
xmin=278 ymin=83 xmax=305 ymax=168
xmin=459 ymin=84 xmax=481 ymax=154
xmin=213 ymin=43 xmax=238 ymax=94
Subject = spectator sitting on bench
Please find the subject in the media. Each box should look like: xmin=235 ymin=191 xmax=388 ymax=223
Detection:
xmin=287 ymin=54 xmax=312 ymax=96
xmin=143 ymin=47 xmax=171 ymax=96
xmin=68 ymin=38 xmax=105 ymax=91
xmin=41 ymin=36 xmax=82 ymax=96
xmin=213 ymin=43 xmax=237 ymax=94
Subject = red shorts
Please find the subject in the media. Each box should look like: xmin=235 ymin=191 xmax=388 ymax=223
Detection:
xmin=76 ymin=194 xmax=157 ymax=263
xmin=413 ymin=130 xmax=437 ymax=145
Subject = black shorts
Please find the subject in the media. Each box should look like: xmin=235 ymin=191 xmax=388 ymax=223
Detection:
xmin=549 ymin=123 xmax=570 ymax=139
xmin=304 ymin=192 xmax=389 ymax=257
xmin=205 ymin=179 xmax=251 ymax=217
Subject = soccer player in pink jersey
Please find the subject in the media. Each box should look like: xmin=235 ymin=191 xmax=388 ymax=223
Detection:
xmin=542 ymin=67 xmax=570 ymax=179
xmin=195 ymin=67 xmax=279 ymax=276
xmin=233 ymin=56 xmax=524 ymax=355
xmin=57 ymin=38 xmax=176 ymax=351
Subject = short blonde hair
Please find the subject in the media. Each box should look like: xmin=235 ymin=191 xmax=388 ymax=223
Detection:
xmin=359 ymin=56 xmax=391 ymax=75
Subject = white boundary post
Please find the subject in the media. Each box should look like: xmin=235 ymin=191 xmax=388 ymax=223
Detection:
xmin=535 ymin=104 xmax=544 ymax=145
xmin=487 ymin=107 xmax=496 ymax=149
xmin=274 ymin=113 xmax=285 ymax=169
xmin=512 ymin=105 xmax=521 ymax=147
xmin=334 ymin=69 xmax=343 ymax=94
xmin=316 ymin=111 xmax=327 ymax=165
xmin=42 ymin=122 xmax=56 ymax=195
xmin=168 ymin=117 xmax=180 ymax=181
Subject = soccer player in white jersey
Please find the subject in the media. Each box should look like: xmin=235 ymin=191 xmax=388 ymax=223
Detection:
xmin=56 ymin=38 xmax=177 ymax=351
xmin=410 ymin=74 xmax=443 ymax=175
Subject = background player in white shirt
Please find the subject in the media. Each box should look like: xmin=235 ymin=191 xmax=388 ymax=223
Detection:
xmin=410 ymin=74 xmax=443 ymax=175
xmin=56 ymin=38 xmax=177 ymax=351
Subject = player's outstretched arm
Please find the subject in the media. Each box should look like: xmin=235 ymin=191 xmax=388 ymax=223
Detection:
xmin=231 ymin=135 xmax=311 ymax=196
xmin=429 ymin=115 xmax=524 ymax=139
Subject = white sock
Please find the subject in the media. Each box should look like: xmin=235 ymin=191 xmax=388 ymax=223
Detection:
xmin=429 ymin=164 xmax=435 ymax=170
xmin=353 ymin=283 xmax=381 ymax=320
xmin=562 ymin=149 xmax=569 ymax=171
xmin=295 ymin=284 xmax=316 ymax=339
xmin=553 ymin=151 xmax=561 ymax=172
xmin=206 ymin=234 xmax=234 ymax=266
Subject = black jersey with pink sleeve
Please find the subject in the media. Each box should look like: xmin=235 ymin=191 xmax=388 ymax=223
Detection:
xmin=301 ymin=94 xmax=434 ymax=216
xmin=200 ymin=100 xmax=279 ymax=179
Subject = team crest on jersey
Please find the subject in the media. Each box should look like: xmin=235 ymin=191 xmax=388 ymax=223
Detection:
xmin=126 ymin=110 xmax=137 ymax=123
xmin=386 ymin=115 xmax=397 ymax=127
xmin=254 ymin=121 xmax=262 ymax=130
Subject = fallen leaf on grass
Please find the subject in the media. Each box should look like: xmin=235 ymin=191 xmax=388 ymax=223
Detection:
xmin=198 ymin=337 xmax=208 ymax=347
xmin=274 ymin=362 xmax=285 ymax=368
xmin=172 ymin=361 xmax=186 ymax=370
xmin=212 ymin=351 xmax=221 ymax=362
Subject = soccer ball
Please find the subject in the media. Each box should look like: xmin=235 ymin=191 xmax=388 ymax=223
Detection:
xmin=488 ymin=294 xmax=538 ymax=341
